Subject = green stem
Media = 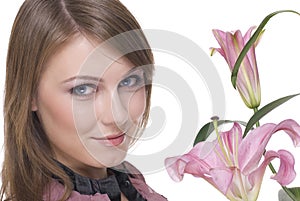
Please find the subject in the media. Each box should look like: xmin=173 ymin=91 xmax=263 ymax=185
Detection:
xmin=253 ymin=109 xmax=297 ymax=201
xmin=282 ymin=186 xmax=298 ymax=201
xmin=253 ymin=107 xmax=260 ymax=127
xmin=268 ymin=162 xmax=276 ymax=174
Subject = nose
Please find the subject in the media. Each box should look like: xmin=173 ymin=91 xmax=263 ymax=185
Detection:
xmin=95 ymin=90 xmax=128 ymax=128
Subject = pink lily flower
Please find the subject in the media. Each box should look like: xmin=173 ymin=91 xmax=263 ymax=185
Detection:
xmin=165 ymin=119 xmax=300 ymax=201
xmin=211 ymin=27 xmax=261 ymax=109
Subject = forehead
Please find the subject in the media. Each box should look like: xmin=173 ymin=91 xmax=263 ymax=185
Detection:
xmin=44 ymin=35 xmax=98 ymax=77
xmin=42 ymin=35 xmax=134 ymax=82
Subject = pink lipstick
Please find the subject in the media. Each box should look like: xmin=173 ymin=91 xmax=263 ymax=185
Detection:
xmin=92 ymin=133 xmax=125 ymax=147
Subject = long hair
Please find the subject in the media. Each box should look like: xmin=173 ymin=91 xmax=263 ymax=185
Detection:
xmin=1 ymin=0 xmax=154 ymax=200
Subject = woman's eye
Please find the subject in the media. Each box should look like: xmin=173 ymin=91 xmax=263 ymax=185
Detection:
xmin=71 ymin=84 xmax=97 ymax=97
xmin=119 ymin=75 xmax=144 ymax=89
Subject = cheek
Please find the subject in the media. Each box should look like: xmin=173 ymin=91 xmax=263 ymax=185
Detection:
xmin=128 ymin=87 xmax=146 ymax=121
xmin=37 ymin=90 xmax=76 ymax=138
xmin=72 ymin=99 xmax=98 ymax=135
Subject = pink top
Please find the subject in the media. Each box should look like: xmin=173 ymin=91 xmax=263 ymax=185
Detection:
xmin=43 ymin=161 xmax=167 ymax=201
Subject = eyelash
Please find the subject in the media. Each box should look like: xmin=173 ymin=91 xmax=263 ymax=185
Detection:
xmin=70 ymin=72 xmax=145 ymax=100
xmin=118 ymin=74 xmax=144 ymax=89
xmin=70 ymin=83 xmax=98 ymax=99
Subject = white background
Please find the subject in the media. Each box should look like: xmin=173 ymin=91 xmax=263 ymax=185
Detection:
xmin=1 ymin=1 xmax=300 ymax=200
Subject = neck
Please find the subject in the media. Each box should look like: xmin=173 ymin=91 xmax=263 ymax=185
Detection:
xmin=74 ymin=164 xmax=108 ymax=179
xmin=54 ymin=157 xmax=108 ymax=179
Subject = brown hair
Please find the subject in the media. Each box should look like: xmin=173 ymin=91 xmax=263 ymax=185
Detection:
xmin=1 ymin=0 xmax=153 ymax=200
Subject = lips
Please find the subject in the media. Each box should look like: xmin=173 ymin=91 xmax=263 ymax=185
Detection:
xmin=92 ymin=133 xmax=126 ymax=147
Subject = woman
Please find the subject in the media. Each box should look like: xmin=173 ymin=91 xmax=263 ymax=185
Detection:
xmin=1 ymin=0 xmax=167 ymax=200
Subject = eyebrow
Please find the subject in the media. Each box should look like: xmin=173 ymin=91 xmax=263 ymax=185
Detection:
xmin=61 ymin=66 xmax=145 ymax=84
xmin=62 ymin=75 xmax=101 ymax=83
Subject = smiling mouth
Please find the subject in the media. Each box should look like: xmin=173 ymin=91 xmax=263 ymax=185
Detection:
xmin=92 ymin=133 xmax=126 ymax=147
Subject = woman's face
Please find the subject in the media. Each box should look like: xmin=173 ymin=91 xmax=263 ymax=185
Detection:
xmin=33 ymin=35 xmax=146 ymax=176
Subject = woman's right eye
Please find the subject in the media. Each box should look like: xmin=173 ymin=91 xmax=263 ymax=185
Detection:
xmin=70 ymin=84 xmax=97 ymax=99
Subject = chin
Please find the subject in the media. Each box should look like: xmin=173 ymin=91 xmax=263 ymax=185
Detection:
xmin=93 ymin=153 xmax=127 ymax=168
xmin=86 ymin=145 xmax=128 ymax=166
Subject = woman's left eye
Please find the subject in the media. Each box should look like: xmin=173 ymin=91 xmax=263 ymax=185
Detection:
xmin=119 ymin=75 xmax=143 ymax=88
xmin=70 ymin=84 xmax=97 ymax=97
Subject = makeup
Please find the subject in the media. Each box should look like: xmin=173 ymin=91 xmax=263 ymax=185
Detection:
xmin=91 ymin=133 xmax=126 ymax=147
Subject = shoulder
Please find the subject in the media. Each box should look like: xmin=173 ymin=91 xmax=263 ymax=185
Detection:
xmin=43 ymin=180 xmax=111 ymax=201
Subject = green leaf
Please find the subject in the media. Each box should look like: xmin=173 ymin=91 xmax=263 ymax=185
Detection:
xmin=194 ymin=120 xmax=247 ymax=146
xmin=288 ymin=187 xmax=300 ymax=201
xmin=231 ymin=10 xmax=300 ymax=88
xmin=280 ymin=187 xmax=300 ymax=201
xmin=243 ymin=93 xmax=300 ymax=137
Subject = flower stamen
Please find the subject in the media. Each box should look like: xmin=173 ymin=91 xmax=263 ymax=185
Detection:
xmin=211 ymin=116 xmax=233 ymax=166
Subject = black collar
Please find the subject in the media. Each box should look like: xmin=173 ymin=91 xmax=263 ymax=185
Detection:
xmin=54 ymin=161 xmax=146 ymax=201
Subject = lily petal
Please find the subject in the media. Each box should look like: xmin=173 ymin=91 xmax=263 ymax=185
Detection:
xmin=273 ymin=119 xmax=300 ymax=147
xmin=165 ymin=143 xmax=213 ymax=182
xmin=165 ymin=156 xmax=190 ymax=182
xmin=210 ymin=168 xmax=234 ymax=195
xmin=248 ymin=149 xmax=296 ymax=190
xmin=239 ymin=119 xmax=300 ymax=174
xmin=269 ymin=150 xmax=296 ymax=186
xmin=239 ymin=123 xmax=275 ymax=174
